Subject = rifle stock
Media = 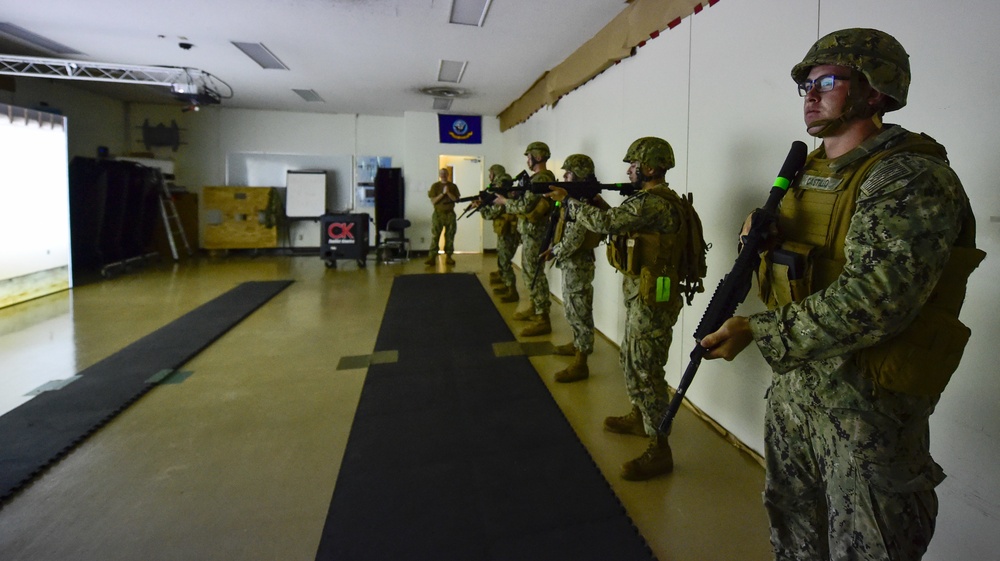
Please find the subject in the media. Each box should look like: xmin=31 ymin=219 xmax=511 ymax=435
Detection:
xmin=657 ymin=141 xmax=808 ymax=435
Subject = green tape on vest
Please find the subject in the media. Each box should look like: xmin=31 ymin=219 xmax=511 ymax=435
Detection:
xmin=656 ymin=276 xmax=671 ymax=302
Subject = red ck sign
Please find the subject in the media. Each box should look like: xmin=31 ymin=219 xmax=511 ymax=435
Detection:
xmin=327 ymin=222 xmax=355 ymax=244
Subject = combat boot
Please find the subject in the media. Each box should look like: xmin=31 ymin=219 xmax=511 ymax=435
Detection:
xmin=512 ymin=308 xmax=534 ymax=321
xmin=519 ymin=312 xmax=551 ymax=337
xmin=603 ymin=405 xmax=646 ymax=436
xmin=489 ymin=271 xmax=503 ymax=284
xmin=424 ymin=253 xmax=437 ymax=266
xmin=499 ymin=286 xmax=519 ymax=303
xmin=554 ymin=351 xmax=589 ymax=383
xmin=445 ymin=254 xmax=456 ymax=265
xmin=552 ymin=342 xmax=576 ymax=356
xmin=621 ymin=434 xmax=673 ymax=480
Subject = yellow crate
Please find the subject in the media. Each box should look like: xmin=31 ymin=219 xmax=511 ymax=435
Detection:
xmin=201 ymin=187 xmax=278 ymax=249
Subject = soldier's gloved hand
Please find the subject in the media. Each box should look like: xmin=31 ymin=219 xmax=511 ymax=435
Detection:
xmin=546 ymin=186 xmax=568 ymax=203
xmin=738 ymin=209 xmax=779 ymax=254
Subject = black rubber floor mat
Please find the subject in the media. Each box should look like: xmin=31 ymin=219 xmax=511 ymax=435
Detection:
xmin=315 ymin=273 xmax=655 ymax=561
xmin=0 ymin=280 xmax=293 ymax=504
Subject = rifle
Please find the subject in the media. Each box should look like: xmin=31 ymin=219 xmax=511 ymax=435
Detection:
xmin=530 ymin=199 xmax=563 ymax=291
xmin=456 ymin=170 xmax=532 ymax=220
xmin=529 ymin=180 xmax=637 ymax=200
xmin=656 ymin=141 xmax=808 ymax=435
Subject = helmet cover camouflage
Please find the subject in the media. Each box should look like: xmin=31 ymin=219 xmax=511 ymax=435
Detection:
xmin=524 ymin=141 xmax=551 ymax=160
xmin=488 ymin=164 xmax=506 ymax=177
xmin=561 ymin=154 xmax=595 ymax=180
xmin=623 ymin=137 xmax=675 ymax=171
xmin=791 ymin=28 xmax=910 ymax=112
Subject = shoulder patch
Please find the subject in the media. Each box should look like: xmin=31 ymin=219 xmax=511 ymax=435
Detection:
xmin=860 ymin=157 xmax=915 ymax=199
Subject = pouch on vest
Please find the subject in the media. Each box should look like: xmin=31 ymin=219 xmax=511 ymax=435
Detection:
xmin=639 ymin=266 xmax=680 ymax=309
xmin=524 ymin=196 xmax=552 ymax=224
xmin=581 ymin=230 xmax=603 ymax=250
xmin=758 ymin=240 xmax=816 ymax=308
xmin=856 ymin=245 xmax=986 ymax=396
xmin=607 ymin=236 xmax=641 ymax=275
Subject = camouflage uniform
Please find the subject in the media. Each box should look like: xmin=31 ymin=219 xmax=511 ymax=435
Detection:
xmin=748 ymin=29 xmax=978 ymax=559
xmin=551 ymin=210 xmax=596 ymax=354
xmin=569 ymin=188 xmax=680 ymax=434
xmin=480 ymin=171 xmax=520 ymax=291
xmin=550 ymin=154 xmax=602 ymax=355
xmin=427 ymin=179 xmax=460 ymax=256
xmin=506 ymin=171 xmax=555 ymax=317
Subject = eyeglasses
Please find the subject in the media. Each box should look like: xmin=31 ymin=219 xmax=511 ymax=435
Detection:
xmin=797 ymin=74 xmax=851 ymax=96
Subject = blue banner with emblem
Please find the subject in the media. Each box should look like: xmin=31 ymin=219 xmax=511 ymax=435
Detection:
xmin=438 ymin=114 xmax=482 ymax=144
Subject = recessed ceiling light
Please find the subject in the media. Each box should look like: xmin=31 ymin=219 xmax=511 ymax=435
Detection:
xmin=437 ymin=60 xmax=467 ymax=84
xmin=433 ymin=98 xmax=453 ymax=111
xmin=449 ymin=0 xmax=493 ymax=27
xmin=0 ymin=22 xmax=81 ymax=54
xmin=231 ymin=42 xmax=289 ymax=70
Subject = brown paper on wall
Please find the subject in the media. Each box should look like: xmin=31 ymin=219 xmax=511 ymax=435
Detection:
xmin=498 ymin=0 xmax=707 ymax=131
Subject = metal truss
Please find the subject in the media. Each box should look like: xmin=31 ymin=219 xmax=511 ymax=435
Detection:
xmin=0 ymin=54 xmax=226 ymax=104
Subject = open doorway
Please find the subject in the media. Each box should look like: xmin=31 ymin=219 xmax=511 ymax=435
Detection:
xmin=438 ymin=155 xmax=483 ymax=254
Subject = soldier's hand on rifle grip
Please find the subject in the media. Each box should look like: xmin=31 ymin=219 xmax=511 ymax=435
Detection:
xmin=700 ymin=316 xmax=754 ymax=361
xmin=738 ymin=209 xmax=780 ymax=254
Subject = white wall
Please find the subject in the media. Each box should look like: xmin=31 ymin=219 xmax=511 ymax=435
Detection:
xmin=1 ymin=79 xmax=127 ymax=160
xmin=0 ymin=105 xmax=71 ymax=307
xmin=403 ymin=111 xmax=503 ymax=252
xmin=505 ymin=1 xmax=1000 ymax=558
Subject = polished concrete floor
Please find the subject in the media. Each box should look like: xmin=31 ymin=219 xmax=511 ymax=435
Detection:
xmin=0 ymin=252 xmax=771 ymax=561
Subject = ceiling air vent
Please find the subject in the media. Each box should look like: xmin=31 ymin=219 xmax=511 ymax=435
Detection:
xmin=293 ymin=89 xmax=324 ymax=102
xmin=232 ymin=42 xmax=289 ymax=70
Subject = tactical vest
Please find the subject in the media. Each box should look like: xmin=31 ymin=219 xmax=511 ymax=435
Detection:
xmin=606 ymin=186 xmax=683 ymax=308
xmin=492 ymin=212 xmax=518 ymax=237
xmin=521 ymin=171 xmax=555 ymax=224
xmin=552 ymin=198 xmax=607 ymax=252
xmin=758 ymin=131 xmax=986 ymax=396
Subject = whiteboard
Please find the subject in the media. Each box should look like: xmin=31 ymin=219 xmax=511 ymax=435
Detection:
xmin=285 ymin=171 xmax=326 ymax=217
xmin=225 ymin=152 xmax=354 ymax=213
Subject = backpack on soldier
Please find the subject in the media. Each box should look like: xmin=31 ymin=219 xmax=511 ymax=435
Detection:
xmin=669 ymin=191 xmax=710 ymax=305
xmin=609 ymin=187 xmax=710 ymax=308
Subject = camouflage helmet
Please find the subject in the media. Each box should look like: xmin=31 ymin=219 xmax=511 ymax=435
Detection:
xmin=524 ymin=141 xmax=551 ymax=161
xmin=791 ymin=28 xmax=910 ymax=112
xmin=623 ymin=137 xmax=675 ymax=171
xmin=488 ymin=163 xmax=506 ymax=177
xmin=561 ymin=154 xmax=595 ymax=180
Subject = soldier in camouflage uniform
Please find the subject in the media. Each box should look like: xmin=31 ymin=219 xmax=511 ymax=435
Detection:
xmin=479 ymin=164 xmax=520 ymax=302
xmin=545 ymin=154 xmax=607 ymax=383
xmin=425 ymin=168 xmax=460 ymax=266
xmin=493 ymin=142 xmax=555 ymax=337
xmin=549 ymin=137 xmax=683 ymax=480
xmin=701 ymin=29 xmax=983 ymax=560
